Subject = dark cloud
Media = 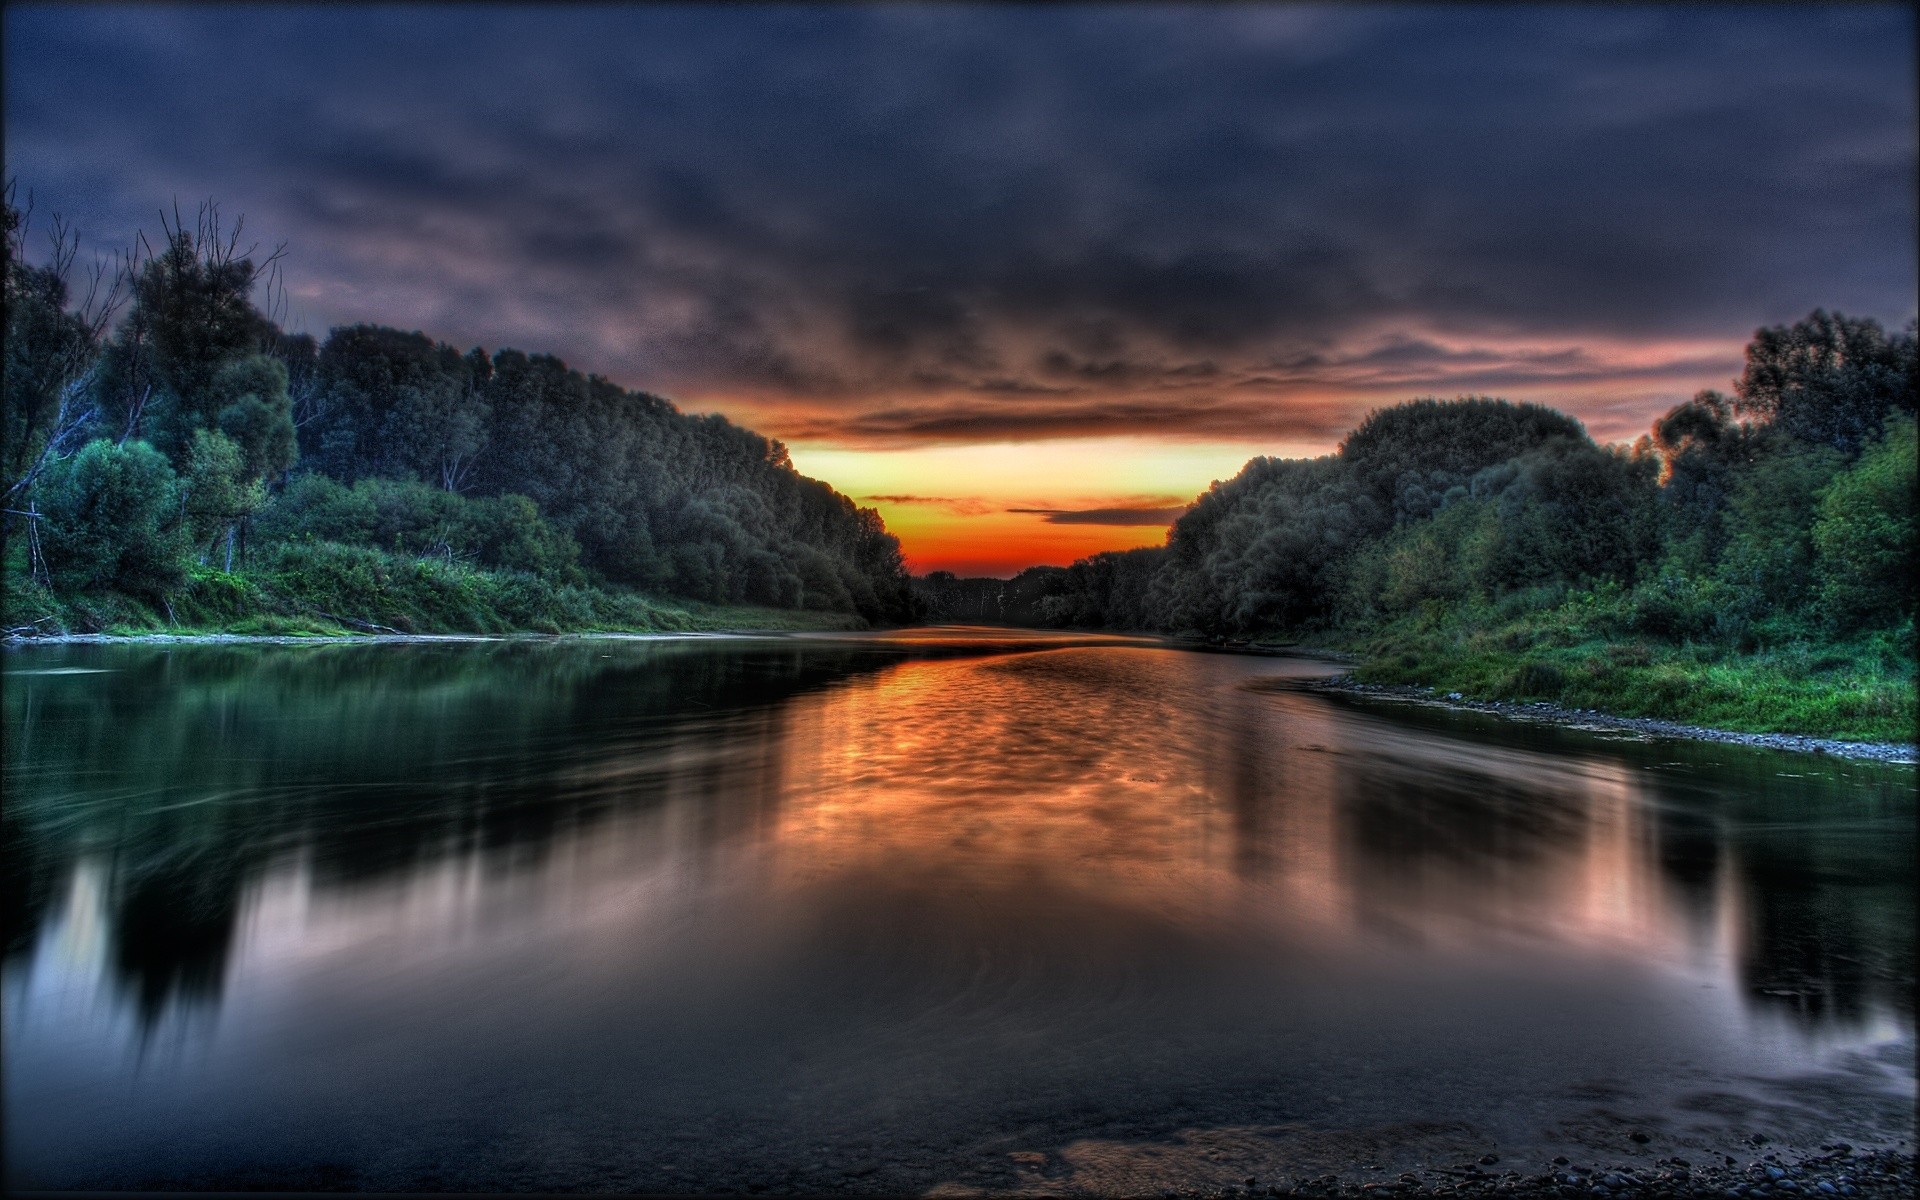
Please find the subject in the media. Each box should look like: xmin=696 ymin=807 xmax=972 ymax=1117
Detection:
xmin=780 ymin=396 xmax=1365 ymax=445
xmin=5 ymin=5 xmax=1912 ymax=447
xmin=1007 ymin=506 xmax=1188 ymax=526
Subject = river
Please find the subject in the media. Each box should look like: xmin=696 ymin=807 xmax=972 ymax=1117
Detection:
xmin=2 ymin=630 xmax=1913 ymax=1192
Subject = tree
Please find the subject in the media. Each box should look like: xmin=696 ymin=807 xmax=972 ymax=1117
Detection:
xmin=1714 ymin=433 xmax=1847 ymax=618
xmin=1477 ymin=438 xmax=1661 ymax=590
xmin=3 ymin=188 xmax=127 ymax=516
xmin=125 ymin=201 xmax=282 ymax=462
xmin=1812 ymin=415 xmax=1917 ymax=630
xmin=207 ymin=355 xmax=298 ymax=481
xmin=181 ymin=430 xmax=264 ymax=571
xmin=1338 ymin=396 xmax=1590 ymax=520
xmin=36 ymin=439 xmax=189 ymax=596
xmin=1734 ymin=310 xmax=1917 ymax=455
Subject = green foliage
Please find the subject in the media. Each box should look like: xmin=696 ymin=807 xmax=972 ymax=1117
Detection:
xmin=128 ymin=213 xmax=277 ymax=442
xmin=1714 ymin=433 xmax=1846 ymax=618
xmin=36 ymin=439 xmax=189 ymax=596
xmin=254 ymin=474 xmax=584 ymax=579
xmin=1813 ymin=414 xmax=1918 ymax=629
xmin=208 ymin=354 xmax=297 ymax=480
xmin=1338 ymin=396 xmax=1590 ymax=519
xmin=1734 ymin=309 xmax=1917 ymax=455
xmin=181 ymin=429 xmax=265 ymax=561
xmin=298 ymin=328 xmax=913 ymax=620
xmin=11 ymin=189 xmax=914 ymax=628
xmin=1477 ymin=439 xmax=1661 ymax=590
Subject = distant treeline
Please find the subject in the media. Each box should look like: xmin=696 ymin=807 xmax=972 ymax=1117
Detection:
xmin=4 ymin=193 xmax=914 ymax=626
xmin=920 ymin=310 xmax=1916 ymax=647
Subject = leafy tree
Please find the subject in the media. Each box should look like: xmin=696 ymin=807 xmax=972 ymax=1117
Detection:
xmin=1734 ymin=309 xmax=1917 ymax=455
xmin=1812 ymin=414 xmax=1917 ymax=629
xmin=1475 ymin=438 xmax=1661 ymax=590
xmin=36 ymin=439 xmax=188 ymax=595
xmin=181 ymin=430 xmax=264 ymax=570
xmin=127 ymin=203 xmax=281 ymax=461
xmin=207 ymin=355 xmax=297 ymax=481
xmin=1338 ymin=396 xmax=1589 ymax=520
xmin=1715 ymin=433 xmax=1847 ymax=619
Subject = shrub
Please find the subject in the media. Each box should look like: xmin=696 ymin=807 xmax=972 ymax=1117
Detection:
xmin=1813 ymin=414 xmax=1917 ymax=629
xmin=35 ymin=439 xmax=190 ymax=596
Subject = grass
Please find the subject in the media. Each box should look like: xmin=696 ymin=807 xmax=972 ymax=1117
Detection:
xmin=1338 ymin=599 xmax=1915 ymax=743
xmin=3 ymin=540 xmax=868 ymax=640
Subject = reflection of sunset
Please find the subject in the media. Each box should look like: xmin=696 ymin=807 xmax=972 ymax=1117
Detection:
xmin=8 ymin=637 xmax=1912 ymax=1193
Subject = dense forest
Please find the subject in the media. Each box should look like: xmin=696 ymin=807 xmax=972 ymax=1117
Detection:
xmin=918 ymin=311 xmax=1917 ymax=740
xmin=3 ymin=192 xmax=913 ymax=633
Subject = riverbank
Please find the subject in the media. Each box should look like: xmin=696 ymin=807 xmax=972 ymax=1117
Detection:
xmin=3 ymin=550 xmax=870 ymax=641
xmin=1308 ymin=677 xmax=1916 ymax=763
xmin=1260 ymin=609 xmax=1915 ymax=744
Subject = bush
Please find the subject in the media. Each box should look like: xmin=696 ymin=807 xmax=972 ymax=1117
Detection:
xmin=255 ymin=474 xmax=583 ymax=579
xmin=35 ymin=439 xmax=190 ymax=596
xmin=1813 ymin=414 xmax=1917 ymax=630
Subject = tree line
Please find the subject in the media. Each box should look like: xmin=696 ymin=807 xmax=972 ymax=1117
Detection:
xmin=920 ymin=310 xmax=1916 ymax=646
xmin=4 ymin=190 xmax=914 ymax=625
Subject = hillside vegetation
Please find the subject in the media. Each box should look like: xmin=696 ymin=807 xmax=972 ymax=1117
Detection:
xmin=4 ymin=192 xmax=912 ymax=636
xmin=918 ymin=312 xmax=1917 ymax=742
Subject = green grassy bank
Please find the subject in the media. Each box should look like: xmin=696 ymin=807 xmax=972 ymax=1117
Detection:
xmin=3 ymin=540 xmax=868 ymax=639
xmin=1331 ymin=589 xmax=1914 ymax=744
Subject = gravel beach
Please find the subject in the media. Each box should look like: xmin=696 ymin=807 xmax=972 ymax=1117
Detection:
xmin=1163 ymin=1146 xmax=1917 ymax=1199
xmin=1306 ymin=677 xmax=1916 ymax=764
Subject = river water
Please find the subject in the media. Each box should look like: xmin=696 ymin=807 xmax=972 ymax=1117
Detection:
xmin=3 ymin=631 xmax=1913 ymax=1192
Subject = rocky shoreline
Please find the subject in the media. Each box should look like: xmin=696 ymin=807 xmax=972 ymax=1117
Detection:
xmin=1307 ymin=677 xmax=1916 ymax=764
xmin=1166 ymin=1146 xmax=1916 ymax=1199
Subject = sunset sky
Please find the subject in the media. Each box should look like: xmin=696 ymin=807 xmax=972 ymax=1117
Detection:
xmin=6 ymin=4 xmax=1915 ymax=576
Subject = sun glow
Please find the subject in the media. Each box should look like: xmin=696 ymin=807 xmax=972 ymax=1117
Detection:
xmin=786 ymin=436 xmax=1306 ymax=576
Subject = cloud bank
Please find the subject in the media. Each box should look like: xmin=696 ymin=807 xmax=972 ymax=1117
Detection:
xmin=6 ymin=5 xmax=1913 ymax=449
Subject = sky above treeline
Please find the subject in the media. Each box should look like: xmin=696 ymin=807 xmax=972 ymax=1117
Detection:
xmin=7 ymin=5 xmax=1916 ymax=576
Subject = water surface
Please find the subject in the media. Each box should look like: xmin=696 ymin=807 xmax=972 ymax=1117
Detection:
xmin=3 ymin=631 xmax=1913 ymax=1192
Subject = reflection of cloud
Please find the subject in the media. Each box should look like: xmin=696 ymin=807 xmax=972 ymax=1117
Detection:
xmin=5 ymin=6 xmax=1911 ymax=450
xmin=1008 ymin=506 xmax=1187 ymax=526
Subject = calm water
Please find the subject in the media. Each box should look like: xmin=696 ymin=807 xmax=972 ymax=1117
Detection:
xmin=3 ymin=631 xmax=1914 ymax=1193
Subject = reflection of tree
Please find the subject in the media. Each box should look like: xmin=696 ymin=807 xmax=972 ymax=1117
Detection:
xmin=1 ymin=812 xmax=56 ymax=965
xmin=109 ymin=852 xmax=243 ymax=1028
xmin=1630 ymin=757 xmax=1916 ymax=1030
xmin=4 ymin=639 xmax=908 ymax=1027
xmin=1216 ymin=687 xmax=1274 ymax=881
xmin=1333 ymin=754 xmax=1586 ymax=888
xmin=1648 ymin=803 xmax=1722 ymax=948
xmin=1733 ymin=841 xmax=1915 ymax=1029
